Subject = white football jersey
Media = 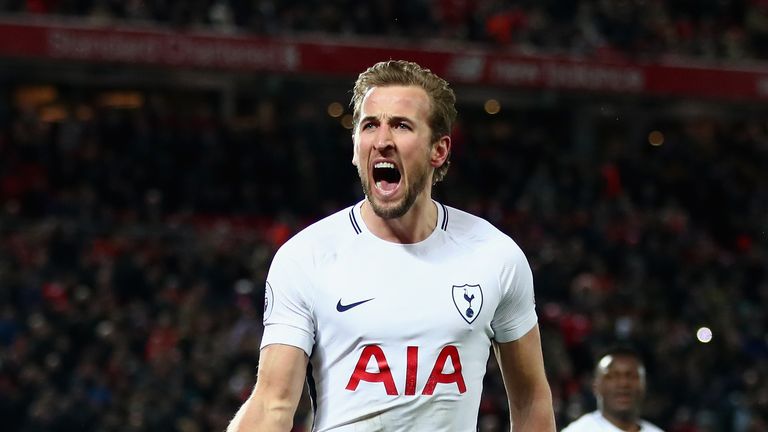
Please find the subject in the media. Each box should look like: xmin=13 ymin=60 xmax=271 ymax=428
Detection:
xmin=261 ymin=200 xmax=538 ymax=431
xmin=561 ymin=411 xmax=664 ymax=432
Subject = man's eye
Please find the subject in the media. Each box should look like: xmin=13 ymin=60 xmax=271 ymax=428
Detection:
xmin=362 ymin=123 xmax=376 ymax=130
xmin=395 ymin=122 xmax=411 ymax=130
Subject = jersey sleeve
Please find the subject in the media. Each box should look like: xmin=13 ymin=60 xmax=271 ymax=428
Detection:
xmin=260 ymin=248 xmax=316 ymax=356
xmin=490 ymin=243 xmax=538 ymax=343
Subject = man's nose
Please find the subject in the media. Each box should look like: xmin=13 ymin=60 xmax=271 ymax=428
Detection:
xmin=373 ymin=125 xmax=394 ymax=150
xmin=615 ymin=375 xmax=633 ymax=387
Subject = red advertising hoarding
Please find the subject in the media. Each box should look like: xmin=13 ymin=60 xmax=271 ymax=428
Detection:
xmin=1 ymin=19 xmax=767 ymax=101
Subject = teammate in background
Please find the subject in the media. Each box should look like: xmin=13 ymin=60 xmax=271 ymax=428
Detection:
xmin=562 ymin=347 xmax=664 ymax=432
xmin=227 ymin=60 xmax=555 ymax=431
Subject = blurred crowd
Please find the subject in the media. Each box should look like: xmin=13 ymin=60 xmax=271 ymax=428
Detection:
xmin=1 ymin=83 xmax=767 ymax=432
xmin=3 ymin=0 xmax=768 ymax=61
xmin=1 ymin=3 xmax=768 ymax=431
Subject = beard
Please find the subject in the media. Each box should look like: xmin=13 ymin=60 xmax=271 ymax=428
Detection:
xmin=358 ymin=159 xmax=431 ymax=220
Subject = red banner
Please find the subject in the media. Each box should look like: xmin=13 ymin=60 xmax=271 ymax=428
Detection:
xmin=1 ymin=19 xmax=767 ymax=101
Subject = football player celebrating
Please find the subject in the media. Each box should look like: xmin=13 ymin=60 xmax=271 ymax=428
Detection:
xmin=228 ymin=60 xmax=555 ymax=432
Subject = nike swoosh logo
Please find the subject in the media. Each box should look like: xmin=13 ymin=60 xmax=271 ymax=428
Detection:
xmin=336 ymin=298 xmax=374 ymax=312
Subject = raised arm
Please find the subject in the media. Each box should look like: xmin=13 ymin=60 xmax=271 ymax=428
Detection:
xmin=494 ymin=324 xmax=556 ymax=431
xmin=227 ymin=343 xmax=309 ymax=432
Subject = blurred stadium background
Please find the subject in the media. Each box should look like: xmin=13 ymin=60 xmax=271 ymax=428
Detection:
xmin=0 ymin=1 xmax=767 ymax=431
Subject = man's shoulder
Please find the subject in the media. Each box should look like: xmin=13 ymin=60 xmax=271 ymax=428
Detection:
xmin=561 ymin=412 xmax=665 ymax=432
xmin=442 ymin=203 xmax=526 ymax=260
xmin=276 ymin=203 xmax=362 ymax=260
xmin=442 ymin=204 xmax=511 ymax=243
xmin=640 ymin=419 xmax=665 ymax=432
xmin=561 ymin=411 xmax=601 ymax=431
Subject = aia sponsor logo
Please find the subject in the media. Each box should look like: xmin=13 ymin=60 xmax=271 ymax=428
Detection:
xmin=346 ymin=345 xmax=466 ymax=396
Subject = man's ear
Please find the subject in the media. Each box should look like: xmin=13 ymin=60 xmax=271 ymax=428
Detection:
xmin=431 ymin=135 xmax=451 ymax=168
xmin=352 ymin=134 xmax=359 ymax=166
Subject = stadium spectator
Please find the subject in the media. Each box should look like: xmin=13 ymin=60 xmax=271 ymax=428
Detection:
xmin=561 ymin=346 xmax=664 ymax=431
xmin=0 ymin=0 xmax=767 ymax=59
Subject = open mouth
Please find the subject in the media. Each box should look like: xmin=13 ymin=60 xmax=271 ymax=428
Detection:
xmin=372 ymin=161 xmax=401 ymax=193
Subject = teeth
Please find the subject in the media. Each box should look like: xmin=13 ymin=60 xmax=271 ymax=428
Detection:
xmin=374 ymin=162 xmax=395 ymax=169
xmin=376 ymin=181 xmax=382 ymax=190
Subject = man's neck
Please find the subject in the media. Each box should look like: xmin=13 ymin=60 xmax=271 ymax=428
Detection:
xmin=602 ymin=411 xmax=641 ymax=432
xmin=361 ymin=197 xmax=437 ymax=244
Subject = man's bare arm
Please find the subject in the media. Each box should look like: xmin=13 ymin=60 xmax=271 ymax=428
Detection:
xmin=227 ymin=344 xmax=309 ymax=432
xmin=494 ymin=324 xmax=556 ymax=431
